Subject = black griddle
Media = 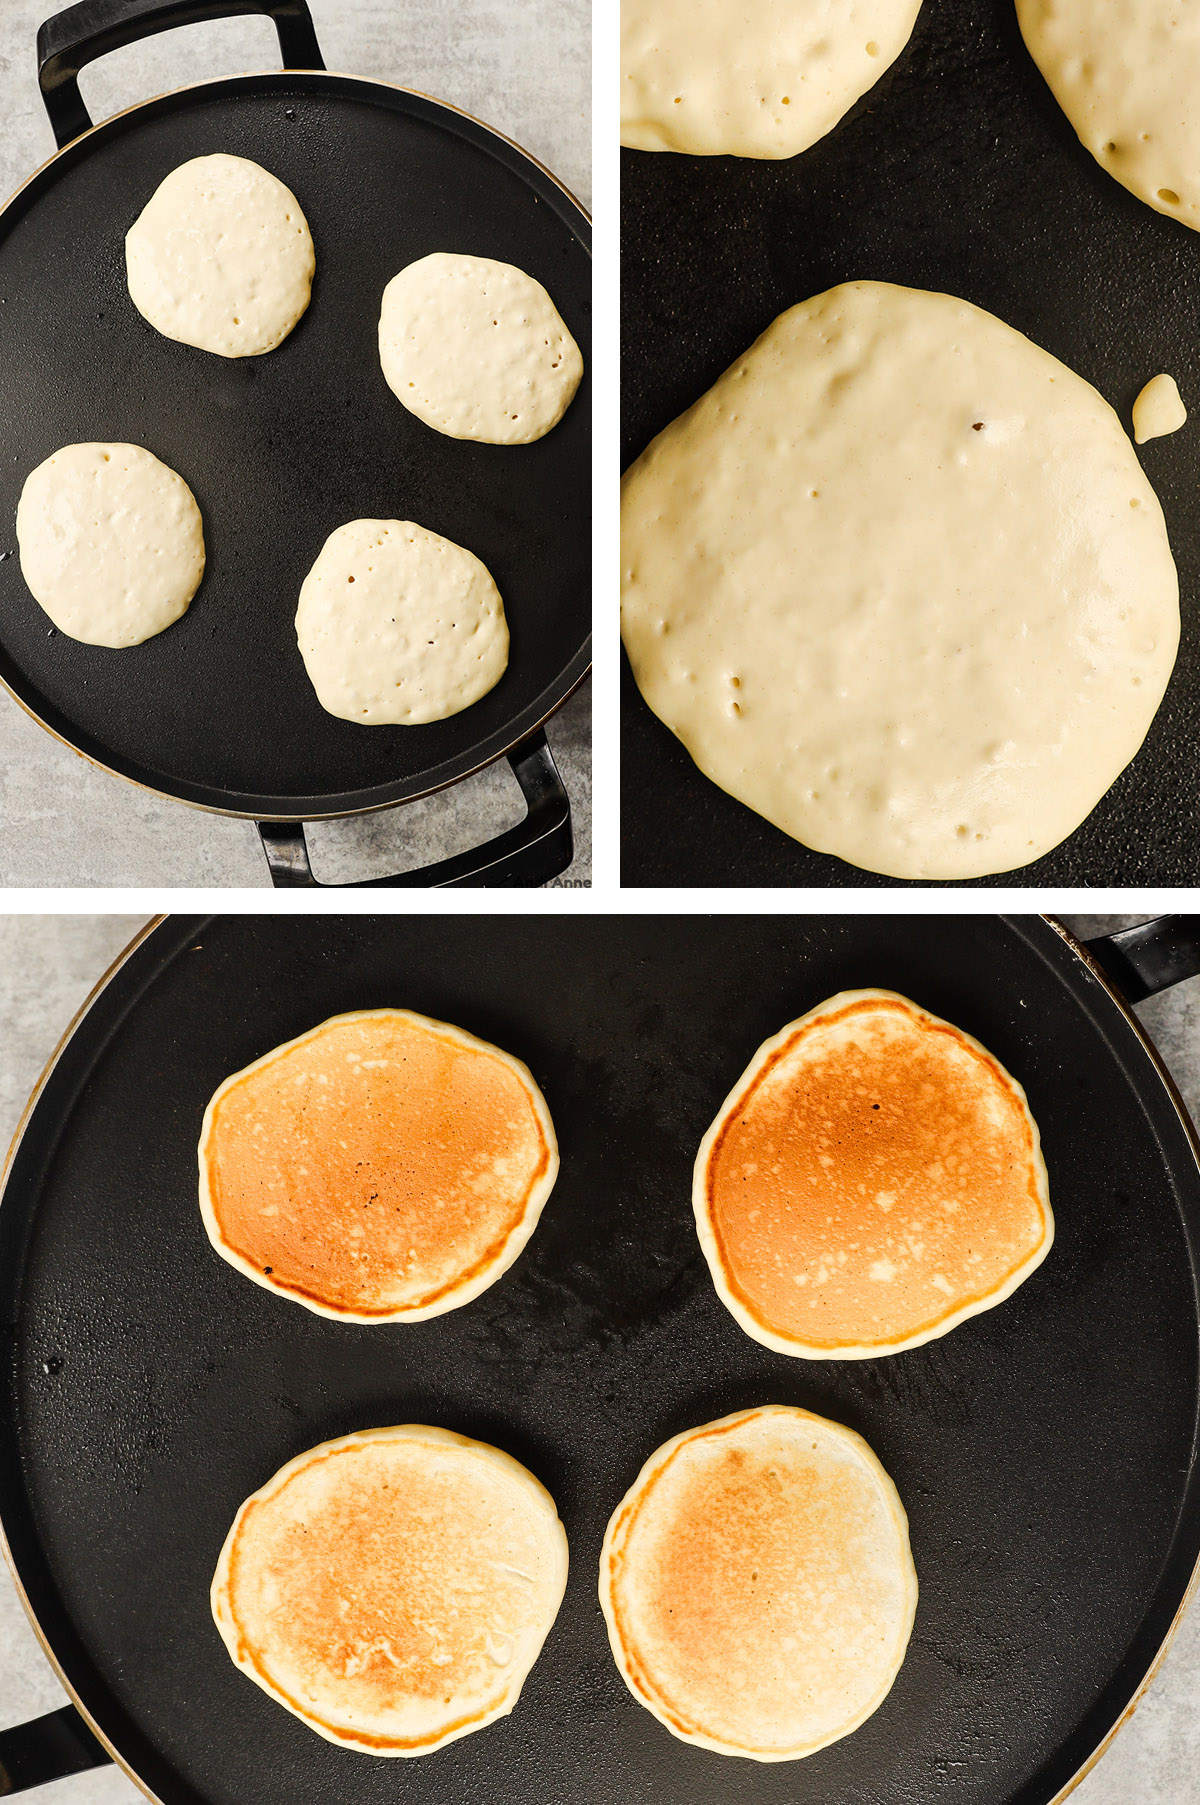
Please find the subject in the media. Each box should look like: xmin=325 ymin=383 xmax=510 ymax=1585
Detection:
xmin=0 ymin=0 xmax=590 ymax=886
xmin=2 ymin=912 xmax=1200 ymax=1804
xmin=621 ymin=0 xmax=1200 ymax=886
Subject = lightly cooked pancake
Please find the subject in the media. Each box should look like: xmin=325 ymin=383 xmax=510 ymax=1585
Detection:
xmin=1017 ymin=0 xmax=1200 ymax=233
xmin=621 ymin=280 xmax=1180 ymax=879
xmin=212 ymin=1425 xmax=568 ymax=1755
xmin=620 ymin=0 xmax=923 ymax=158
xmin=198 ymin=1008 xmax=557 ymax=1322
xmin=599 ymin=1406 xmax=917 ymax=1760
xmin=126 ymin=153 xmax=314 ymax=357
xmin=694 ymin=990 xmax=1053 ymax=1358
xmin=16 ymin=442 xmax=204 ymax=646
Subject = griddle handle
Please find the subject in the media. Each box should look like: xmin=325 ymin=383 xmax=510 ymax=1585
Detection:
xmin=256 ymin=728 xmax=574 ymax=888
xmin=1085 ymin=915 xmax=1200 ymax=1002
xmin=0 ymin=1705 xmax=111 ymax=1794
xmin=37 ymin=0 xmax=325 ymax=148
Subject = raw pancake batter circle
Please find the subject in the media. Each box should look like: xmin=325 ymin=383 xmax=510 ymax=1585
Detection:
xmin=620 ymin=280 xmax=1180 ymax=880
xmin=1017 ymin=0 xmax=1200 ymax=231
xmin=125 ymin=153 xmax=314 ymax=357
xmin=16 ymin=441 xmax=205 ymax=647
xmin=620 ymin=0 xmax=924 ymax=158
xmin=599 ymin=1406 xmax=917 ymax=1760
xmin=378 ymin=252 xmax=583 ymax=444
xmin=295 ymin=519 xmax=509 ymax=725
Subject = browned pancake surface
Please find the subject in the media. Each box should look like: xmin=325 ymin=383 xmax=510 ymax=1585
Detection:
xmin=600 ymin=1407 xmax=916 ymax=1757
xmin=216 ymin=1430 xmax=568 ymax=1752
xmin=203 ymin=1012 xmax=552 ymax=1315
xmin=705 ymin=995 xmax=1048 ymax=1351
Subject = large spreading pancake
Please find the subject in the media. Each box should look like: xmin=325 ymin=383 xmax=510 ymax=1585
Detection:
xmin=694 ymin=990 xmax=1053 ymax=1358
xmin=599 ymin=1406 xmax=917 ymax=1760
xmin=198 ymin=1009 xmax=557 ymax=1322
xmin=620 ymin=1 xmax=924 ymax=159
xmin=212 ymin=1426 xmax=568 ymax=1755
xmin=621 ymin=280 xmax=1180 ymax=879
xmin=1017 ymin=0 xmax=1200 ymax=233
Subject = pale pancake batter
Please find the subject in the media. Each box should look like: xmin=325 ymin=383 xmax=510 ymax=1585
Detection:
xmin=621 ymin=281 xmax=1180 ymax=879
xmin=378 ymin=253 xmax=583 ymax=444
xmin=621 ymin=0 xmax=923 ymax=158
xmin=295 ymin=520 xmax=508 ymax=725
xmin=599 ymin=1406 xmax=917 ymax=1759
xmin=1133 ymin=373 xmax=1187 ymax=444
xmin=198 ymin=1008 xmax=557 ymax=1322
xmin=213 ymin=1426 xmax=568 ymax=1754
xmin=126 ymin=153 xmax=314 ymax=356
xmin=1017 ymin=1 xmax=1200 ymax=230
xmin=16 ymin=442 xmax=204 ymax=647
xmin=693 ymin=990 xmax=1053 ymax=1358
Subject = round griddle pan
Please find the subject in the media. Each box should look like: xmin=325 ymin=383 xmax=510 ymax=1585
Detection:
xmin=3 ymin=912 xmax=1200 ymax=1804
xmin=0 ymin=0 xmax=590 ymax=886
xmin=621 ymin=0 xmax=1200 ymax=887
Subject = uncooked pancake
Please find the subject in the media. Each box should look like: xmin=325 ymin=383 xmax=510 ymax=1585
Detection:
xmin=694 ymin=989 xmax=1053 ymax=1358
xmin=126 ymin=153 xmax=314 ymax=356
xmin=212 ymin=1425 xmax=568 ymax=1754
xmin=295 ymin=519 xmax=509 ymax=725
xmin=1017 ymin=0 xmax=1200 ymax=231
xmin=621 ymin=0 xmax=923 ymax=158
xmin=16 ymin=442 xmax=204 ymax=647
xmin=1133 ymin=374 xmax=1187 ymax=444
xmin=198 ymin=1008 xmax=557 ymax=1322
xmin=599 ymin=1406 xmax=917 ymax=1760
xmin=378 ymin=253 xmax=583 ymax=444
xmin=621 ymin=281 xmax=1180 ymax=879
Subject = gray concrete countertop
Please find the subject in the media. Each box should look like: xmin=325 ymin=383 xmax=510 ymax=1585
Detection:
xmin=2 ymin=915 xmax=1197 ymax=1802
xmin=0 ymin=0 xmax=590 ymax=887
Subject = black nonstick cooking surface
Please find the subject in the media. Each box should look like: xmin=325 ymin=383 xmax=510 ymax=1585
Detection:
xmin=3 ymin=913 xmax=1200 ymax=1805
xmin=0 ymin=46 xmax=590 ymax=817
xmin=621 ymin=0 xmax=1200 ymax=885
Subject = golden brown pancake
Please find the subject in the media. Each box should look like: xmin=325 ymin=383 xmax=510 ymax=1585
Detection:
xmin=599 ymin=1406 xmax=917 ymax=1760
xmin=198 ymin=1008 xmax=557 ymax=1322
xmin=694 ymin=989 xmax=1052 ymax=1357
xmin=212 ymin=1426 xmax=568 ymax=1754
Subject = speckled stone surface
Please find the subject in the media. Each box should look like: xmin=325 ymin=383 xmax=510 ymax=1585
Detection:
xmin=0 ymin=0 xmax=590 ymax=887
xmin=1 ymin=915 xmax=1198 ymax=1802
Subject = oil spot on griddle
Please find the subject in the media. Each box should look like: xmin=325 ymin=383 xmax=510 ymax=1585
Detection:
xmin=462 ymin=1043 xmax=708 ymax=1363
xmin=834 ymin=1335 xmax=976 ymax=1427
